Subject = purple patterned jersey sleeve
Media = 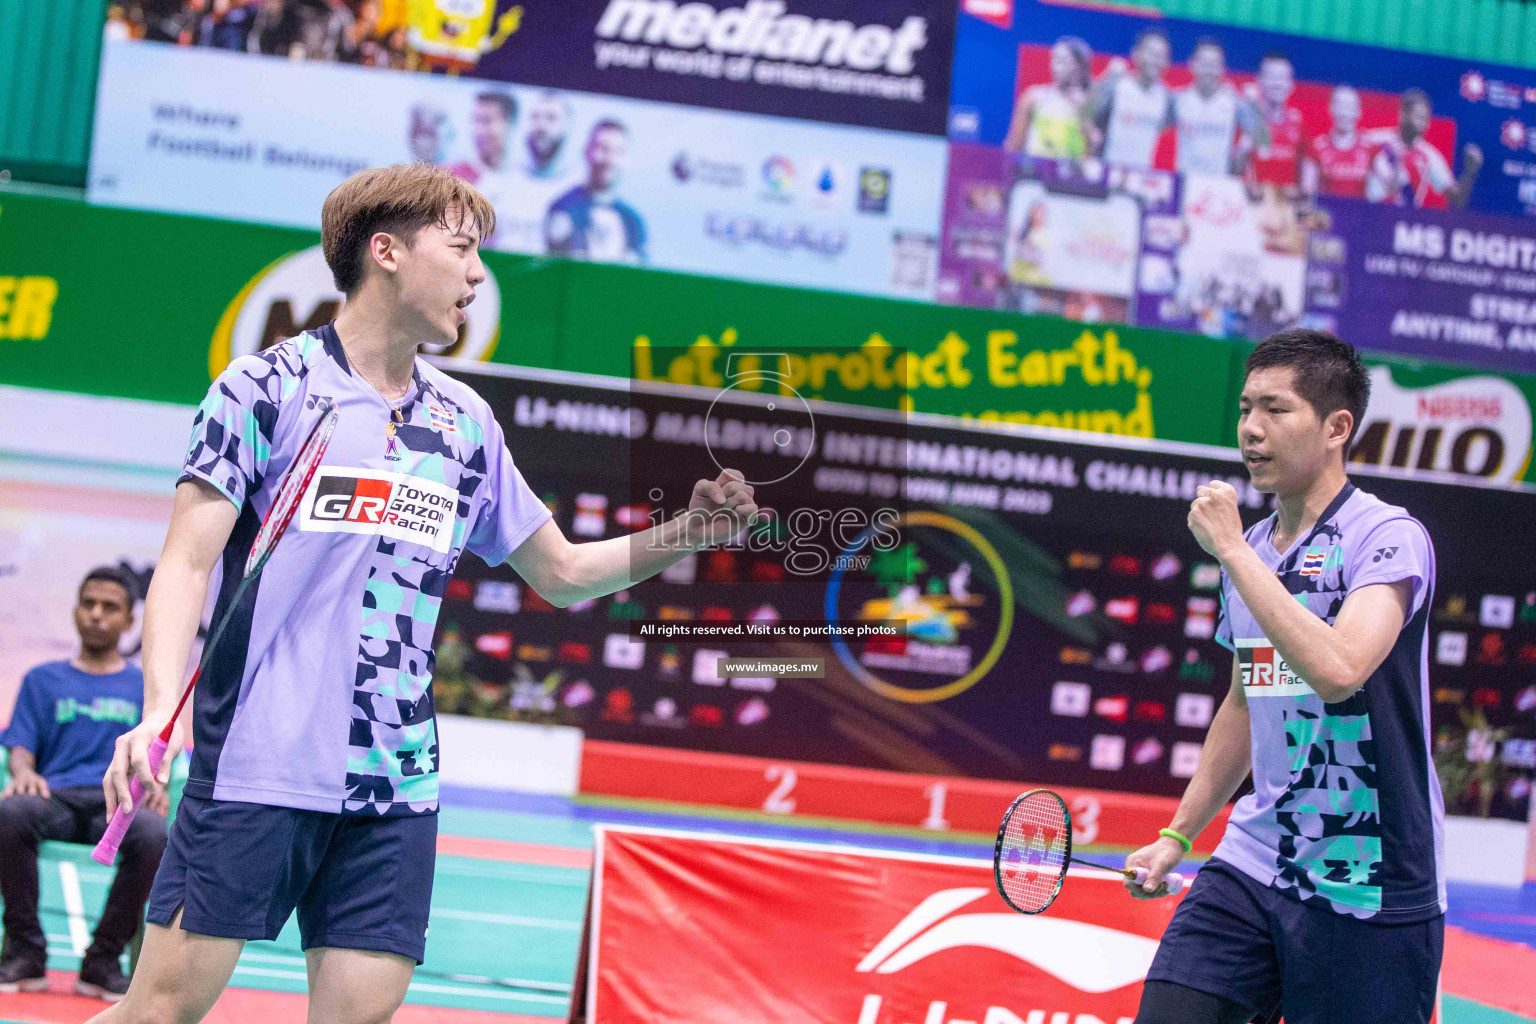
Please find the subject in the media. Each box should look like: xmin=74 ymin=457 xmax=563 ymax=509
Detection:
xmin=179 ymin=355 xmax=281 ymax=508
xmin=1346 ymin=518 xmax=1433 ymax=616
xmin=466 ymin=415 xmax=553 ymax=565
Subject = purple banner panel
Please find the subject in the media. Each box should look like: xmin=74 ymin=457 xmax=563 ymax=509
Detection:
xmin=1306 ymin=198 xmax=1536 ymax=374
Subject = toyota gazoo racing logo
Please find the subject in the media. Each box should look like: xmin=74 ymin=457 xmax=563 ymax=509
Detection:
xmin=853 ymin=887 xmax=1158 ymax=1024
xmin=210 ymin=245 xmax=501 ymax=378
xmin=1235 ymin=638 xmax=1312 ymax=698
xmin=300 ymin=468 xmax=458 ymax=554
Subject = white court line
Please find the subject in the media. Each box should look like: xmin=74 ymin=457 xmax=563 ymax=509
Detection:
xmin=237 ymin=951 xmax=306 ymax=967
xmin=435 ymin=863 xmax=590 ymax=887
xmin=231 ymin=965 xmax=309 ymax=982
xmin=58 ymin=861 xmax=90 ymax=955
xmin=242 ymin=948 xmax=574 ymax=988
xmin=228 ymin=964 xmax=570 ymax=1005
xmin=431 ymin=908 xmax=581 ymax=930
xmin=405 ymin=981 xmax=570 ymax=1006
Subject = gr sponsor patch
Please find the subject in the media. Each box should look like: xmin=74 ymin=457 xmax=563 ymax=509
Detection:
xmin=299 ymin=467 xmax=457 ymax=553
xmin=1235 ymin=638 xmax=1314 ymax=697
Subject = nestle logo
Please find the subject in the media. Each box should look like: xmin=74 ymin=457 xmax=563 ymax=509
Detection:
xmin=1416 ymin=395 xmax=1503 ymax=419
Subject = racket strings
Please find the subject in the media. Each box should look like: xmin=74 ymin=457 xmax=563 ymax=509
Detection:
xmin=997 ymin=792 xmax=1070 ymax=913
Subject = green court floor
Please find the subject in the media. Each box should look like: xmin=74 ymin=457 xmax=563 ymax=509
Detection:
xmin=10 ymin=798 xmax=1534 ymax=1023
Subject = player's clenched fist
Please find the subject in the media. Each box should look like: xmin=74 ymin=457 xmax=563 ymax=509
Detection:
xmin=689 ymin=469 xmax=759 ymax=546
xmin=1188 ymin=480 xmax=1245 ymax=560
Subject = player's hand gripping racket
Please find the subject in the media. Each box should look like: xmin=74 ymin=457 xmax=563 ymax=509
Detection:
xmin=993 ymin=789 xmax=1186 ymax=915
xmin=93 ymin=403 xmax=339 ymax=865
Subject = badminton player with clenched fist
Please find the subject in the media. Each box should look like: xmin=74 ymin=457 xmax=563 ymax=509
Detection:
xmin=94 ymin=164 xmax=755 ymax=1024
xmin=1125 ymin=331 xmax=1443 ymax=1024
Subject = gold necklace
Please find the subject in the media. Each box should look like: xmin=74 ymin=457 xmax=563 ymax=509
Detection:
xmin=357 ymin=367 xmax=411 ymax=437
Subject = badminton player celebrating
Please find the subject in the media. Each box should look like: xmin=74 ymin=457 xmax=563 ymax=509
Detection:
xmin=93 ymin=163 xmax=756 ymax=1024
xmin=1125 ymin=330 xmax=1443 ymax=1024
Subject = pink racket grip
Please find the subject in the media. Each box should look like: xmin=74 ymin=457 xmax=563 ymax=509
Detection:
xmin=91 ymin=737 xmax=169 ymax=865
xmin=1133 ymin=867 xmax=1187 ymax=895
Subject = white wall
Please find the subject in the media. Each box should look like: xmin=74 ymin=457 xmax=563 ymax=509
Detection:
xmin=1445 ymin=815 xmax=1532 ymax=887
xmin=436 ymin=714 xmax=582 ymax=796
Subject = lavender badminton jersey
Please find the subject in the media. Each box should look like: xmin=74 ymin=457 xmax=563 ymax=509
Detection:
xmin=1214 ymin=482 xmax=1445 ymax=921
xmin=179 ymin=324 xmax=551 ymax=815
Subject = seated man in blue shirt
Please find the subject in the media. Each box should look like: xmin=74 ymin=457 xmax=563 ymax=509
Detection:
xmin=0 ymin=567 xmax=167 ymax=1001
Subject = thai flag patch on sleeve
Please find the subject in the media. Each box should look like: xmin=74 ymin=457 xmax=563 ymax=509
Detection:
xmin=1300 ymin=549 xmax=1327 ymax=577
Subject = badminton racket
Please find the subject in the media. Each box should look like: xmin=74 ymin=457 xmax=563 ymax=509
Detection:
xmin=993 ymin=788 xmax=1186 ymax=915
xmin=93 ymin=402 xmax=339 ymax=864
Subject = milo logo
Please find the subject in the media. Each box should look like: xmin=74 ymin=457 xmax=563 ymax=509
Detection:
xmin=209 ymin=245 xmax=502 ymax=378
xmin=1349 ymin=365 xmax=1532 ymax=484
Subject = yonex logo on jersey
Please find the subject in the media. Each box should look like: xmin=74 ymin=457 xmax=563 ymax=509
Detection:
xmin=300 ymin=468 xmax=457 ymax=553
xmin=1235 ymin=639 xmax=1314 ymax=697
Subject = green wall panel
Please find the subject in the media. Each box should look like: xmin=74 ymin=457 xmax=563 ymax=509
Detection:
xmin=0 ymin=0 xmax=104 ymax=188
xmin=1145 ymin=0 xmax=1536 ymax=64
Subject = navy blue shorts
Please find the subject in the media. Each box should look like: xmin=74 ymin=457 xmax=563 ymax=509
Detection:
xmin=1146 ymin=858 xmax=1443 ymax=1024
xmin=146 ymin=794 xmax=437 ymax=964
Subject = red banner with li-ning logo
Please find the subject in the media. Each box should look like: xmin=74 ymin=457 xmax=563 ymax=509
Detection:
xmin=575 ymin=826 xmax=1185 ymax=1024
xmin=572 ymin=828 xmax=1440 ymax=1024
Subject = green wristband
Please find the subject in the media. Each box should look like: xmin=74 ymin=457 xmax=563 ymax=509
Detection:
xmin=1159 ymin=827 xmax=1194 ymax=853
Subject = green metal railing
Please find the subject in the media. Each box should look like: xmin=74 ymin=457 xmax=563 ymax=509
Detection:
xmin=1145 ymin=0 xmax=1536 ymax=65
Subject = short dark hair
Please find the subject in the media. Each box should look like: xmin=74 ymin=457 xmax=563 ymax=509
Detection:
xmin=1245 ymin=329 xmax=1371 ymax=444
xmin=320 ymin=164 xmax=496 ymax=294
xmin=590 ymin=118 xmax=628 ymax=140
xmin=1259 ymin=50 xmax=1292 ymax=68
xmin=1400 ymin=87 xmax=1431 ymax=112
xmin=474 ymin=91 xmax=518 ymax=122
xmin=79 ymin=566 xmax=137 ymax=606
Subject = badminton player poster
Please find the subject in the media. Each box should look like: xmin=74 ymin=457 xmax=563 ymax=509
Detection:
xmin=937 ymin=0 xmax=1536 ymax=372
xmin=88 ymin=40 xmax=947 ymax=301
xmin=948 ymin=0 xmax=1509 ymax=212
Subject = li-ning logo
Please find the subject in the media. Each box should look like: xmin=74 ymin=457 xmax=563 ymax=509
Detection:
xmin=301 ymin=468 xmax=457 ymax=553
xmin=856 ymin=887 xmax=1157 ymax=993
